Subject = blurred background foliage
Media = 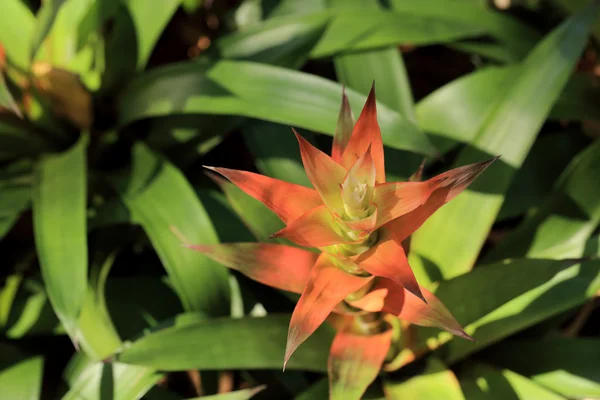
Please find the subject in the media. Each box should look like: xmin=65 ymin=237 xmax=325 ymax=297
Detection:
xmin=1 ymin=0 xmax=600 ymax=399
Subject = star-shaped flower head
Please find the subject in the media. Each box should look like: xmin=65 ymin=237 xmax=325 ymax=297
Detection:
xmin=188 ymin=84 xmax=496 ymax=399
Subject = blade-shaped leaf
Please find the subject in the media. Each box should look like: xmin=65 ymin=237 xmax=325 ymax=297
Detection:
xmin=118 ymin=60 xmax=436 ymax=156
xmin=30 ymin=0 xmax=67 ymax=61
xmin=118 ymin=314 xmax=334 ymax=371
xmin=33 ymin=136 xmax=88 ymax=339
xmin=485 ymin=338 xmax=600 ymax=399
xmin=416 ymin=66 xmax=600 ymax=154
xmin=0 ymin=344 xmax=43 ymax=400
xmin=383 ymin=358 xmax=465 ymax=400
xmin=62 ymin=354 xmax=161 ymax=400
xmin=0 ymin=116 xmax=52 ymax=161
xmin=388 ymin=258 xmax=600 ymax=369
xmin=0 ymin=0 xmax=35 ymax=69
xmin=460 ymin=364 xmax=566 ymax=400
xmin=409 ymin=2 xmax=600 ymax=282
xmin=486 ymin=139 xmax=600 ymax=261
xmin=117 ymin=142 xmax=230 ymax=315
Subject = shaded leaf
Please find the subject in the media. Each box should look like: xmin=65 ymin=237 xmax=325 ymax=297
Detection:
xmin=486 ymin=138 xmax=600 ymax=261
xmin=187 ymin=386 xmax=266 ymax=400
xmin=0 ymin=72 xmax=22 ymax=117
xmin=460 ymin=364 xmax=565 ymax=400
xmin=485 ymin=338 xmax=600 ymax=399
xmin=33 ymin=136 xmax=88 ymax=339
xmin=117 ymin=142 xmax=230 ymax=315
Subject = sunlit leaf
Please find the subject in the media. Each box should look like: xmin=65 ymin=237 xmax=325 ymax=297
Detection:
xmin=0 ymin=0 xmax=35 ymax=69
xmin=0 ymin=344 xmax=43 ymax=400
xmin=118 ymin=314 xmax=334 ymax=371
xmin=118 ymin=60 xmax=436 ymax=156
xmin=409 ymin=2 xmax=600 ymax=283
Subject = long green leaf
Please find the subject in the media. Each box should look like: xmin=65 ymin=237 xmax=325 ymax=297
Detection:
xmin=460 ymin=364 xmax=566 ymax=400
xmin=62 ymin=355 xmax=161 ymax=400
xmin=30 ymin=0 xmax=67 ymax=61
xmin=33 ymin=136 xmax=88 ymax=339
xmin=0 ymin=161 xmax=31 ymax=240
xmin=409 ymin=3 xmax=600 ymax=282
xmin=0 ymin=0 xmax=35 ymax=70
xmin=0 ymin=344 xmax=43 ymax=400
xmin=384 ymin=358 xmax=465 ymax=400
xmin=485 ymin=338 xmax=600 ymax=399
xmin=486 ymin=139 xmax=600 ymax=261
xmin=330 ymin=0 xmax=416 ymax=120
xmin=118 ymin=142 xmax=230 ymax=315
xmin=416 ymin=67 xmax=600 ymax=154
xmin=118 ymin=60 xmax=435 ymax=155
xmin=124 ymin=0 xmax=181 ymax=69
xmin=389 ymin=0 xmax=539 ymax=59
xmin=118 ymin=314 xmax=334 ymax=371
xmin=430 ymin=259 xmax=598 ymax=364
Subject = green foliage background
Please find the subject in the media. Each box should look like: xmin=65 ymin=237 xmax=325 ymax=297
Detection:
xmin=1 ymin=0 xmax=599 ymax=399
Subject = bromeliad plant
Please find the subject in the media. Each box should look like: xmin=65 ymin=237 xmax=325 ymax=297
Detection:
xmin=188 ymin=86 xmax=497 ymax=399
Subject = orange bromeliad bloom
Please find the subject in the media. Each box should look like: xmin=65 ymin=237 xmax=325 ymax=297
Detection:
xmin=188 ymin=85 xmax=495 ymax=399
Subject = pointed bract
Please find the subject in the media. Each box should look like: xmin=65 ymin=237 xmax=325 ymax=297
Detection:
xmin=385 ymin=157 xmax=498 ymax=243
xmin=185 ymin=243 xmax=317 ymax=294
xmin=284 ymin=254 xmax=372 ymax=369
xmin=372 ymin=181 xmax=435 ymax=231
xmin=205 ymin=166 xmax=322 ymax=224
xmin=328 ymin=329 xmax=393 ymax=400
xmin=294 ymin=130 xmax=347 ymax=213
xmin=346 ymin=286 xmax=388 ymax=312
xmin=379 ymin=279 xmax=472 ymax=340
xmin=340 ymin=84 xmax=386 ymax=183
xmin=353 ymin=229 xmax=425 ymax=302
xmin=332 ymin=87 xmax=355 ymax=163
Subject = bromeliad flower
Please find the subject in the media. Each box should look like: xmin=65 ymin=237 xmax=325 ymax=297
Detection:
xmin=187 ymin=85 xmax=496 ymax=399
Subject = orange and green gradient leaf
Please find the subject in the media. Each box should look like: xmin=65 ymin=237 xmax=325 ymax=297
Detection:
xmin=328 ymin=328 xmax=393 ymax=400
xmin=331 ymin=87 xmax=355 ymax=163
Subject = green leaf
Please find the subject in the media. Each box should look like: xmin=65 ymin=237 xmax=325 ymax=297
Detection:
xmin=0 ymin=0 xmax=35 ymax=70
xmin=76 ymin=231 xmax=125 ymax=360
xmin=62 ymin=355 xmax=161 ymax=400
xmin=124 ymin=0 xmax=181 ymax=69
xmin=118 ymin=60 xmax=436 ymax=156
xmin=389 ymin=0 xmax=539 ymax=59
xmin=0 ymin=275 xmax=21 ymax=328
xmin=330 ymin=0 xmax=416 ymax=120
xmin=197 ymin=189 xmax=255 ymax=243
xmin=408 ymin=2 xmax=600 ymax=282
xmin=384 ymin=358 xmax=465 ymax=400
xmin=242 ymin=121 xmax=312 ymax=187
xmin=187 ymin=386 xmax=266 ymax=400
xmin=0 ymin=161 xmax=31 ymax=239
xmin=486 ymin=138 xmax=600 ymax=261
xmin=460 ymin=364 xmax=566 ymax=400
xmin=406 ymin=259 xmax=600 ymax=364
xmin=416 ymin=67 xmax=600 ymax=155
xmin=217 ymin=12 xmax=329 ymax=68
xmin=118 ymin=314 xmax=334 ymax=372
xmin=117 ymin=142 xmax=230 ymax=315
xmin=33 ymin=136 xmax=88 ymax=339
xmin=0 ymin=116 xmax=51 ymax=161
xmin=497 ymin=133 xmax=588 ymax=221
xmin=0 ymin=344 xmax=43 ymax=400
xmin=30 ymin=0 xmax=67 ymax=61
xmin=213 ymin=176 xmax=284 ymax=241
xmin=486 ymin=338 xmax=600 ymax=399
